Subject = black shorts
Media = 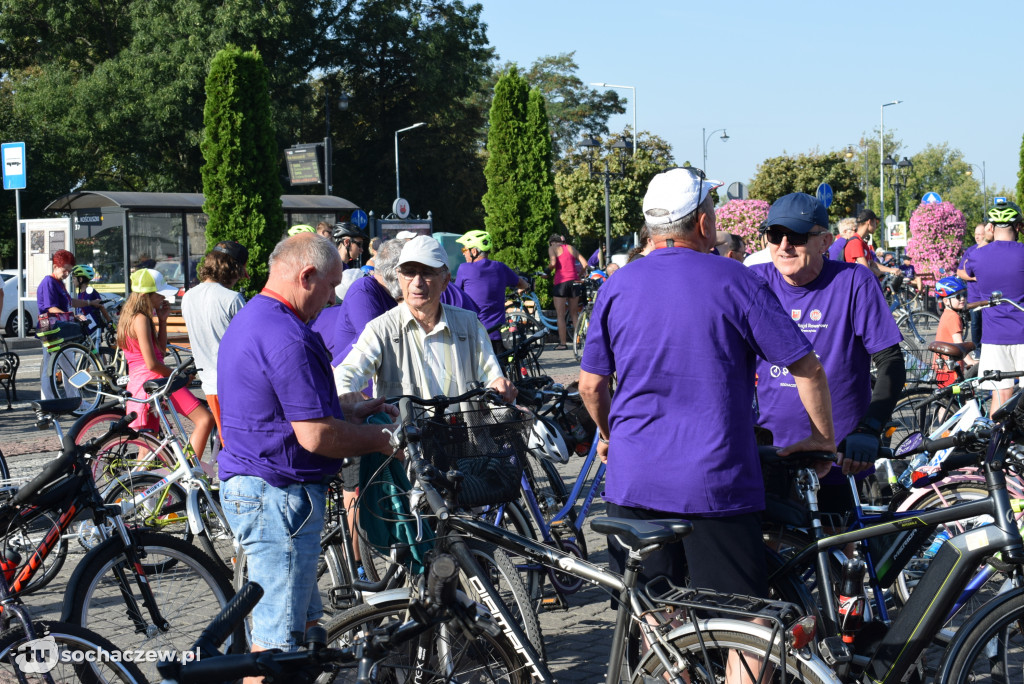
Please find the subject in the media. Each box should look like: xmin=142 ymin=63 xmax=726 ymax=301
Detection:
xmin=552 ymin=281 xmax=578 ymax=299
xmin=340 ymin=461 xmax=360 ymax=493
xmin=605 ymin=502 xmax=768 ymax=600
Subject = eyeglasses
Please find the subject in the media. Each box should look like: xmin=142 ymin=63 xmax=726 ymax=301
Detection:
xmin=398 ymin=267 xmax=445 ymax=282
xmin=761 ymin=226 xmax=829 ymax=246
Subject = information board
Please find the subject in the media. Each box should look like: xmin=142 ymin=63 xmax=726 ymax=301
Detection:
xmin=285 ymin=145 xmax=323 ymax=185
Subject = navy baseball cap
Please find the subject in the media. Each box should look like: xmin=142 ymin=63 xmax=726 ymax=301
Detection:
xmin=766 ymin=193 xmax=829 ymax=234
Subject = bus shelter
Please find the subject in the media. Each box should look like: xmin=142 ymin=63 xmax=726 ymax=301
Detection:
xmin=44 ymin=191 xmax=359 ymax=295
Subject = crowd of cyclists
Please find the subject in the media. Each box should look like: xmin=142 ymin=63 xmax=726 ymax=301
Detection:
xmin=9 ymin=169 xmax=1024 ymax=682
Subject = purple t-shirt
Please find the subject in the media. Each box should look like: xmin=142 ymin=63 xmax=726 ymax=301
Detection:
xmin=454 ymin=259 xmax=519 ymax=340
xmin=588 ymin=248 xmax=601 ymax=268
xmin=751 ymin=260 xmax=903 ymax=452
xmin=959 ymin=244 xmax=983 ymax=303
xmin=440 ymin=283 xmax=480 ymax=317
xmin=77 ymin=287 xmax=105 ymax=328
xmin=965 ymin=240 xmax=1024 ymax=344
xmin=827 ymin=237 xmax=848 ymax=262
xmin=37 ymin=275 xmax=71 ymax=312
xmin=310 ymin=305 xmax=343 ymax=360
xmin=330 ymin=277 xmax=397 ymax=366
xmin=217 ymin=295 xmax=344 ymax=487
xmin=580 ymin=247 xmax=814 ymax=516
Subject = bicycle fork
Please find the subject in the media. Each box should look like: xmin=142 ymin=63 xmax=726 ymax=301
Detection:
xmin=104 ymin=510 xmax=170 ymax=635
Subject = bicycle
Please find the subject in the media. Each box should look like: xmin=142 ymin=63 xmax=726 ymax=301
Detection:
xmin=767 ymin=394 xmax=1024 ymax=683
xmin=359 ymin=388 xmax=837 ymax=683
xmin=0 ymin=413 xmax=238 ymax=681
xmin=572 ymin=276 xmax=602 ymax=362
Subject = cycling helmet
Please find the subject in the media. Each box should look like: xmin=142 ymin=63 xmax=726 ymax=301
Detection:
xmin=332 ymin=222 xmax=368 ymax=243
xmin=987 ymin=199 xmax=1023 ymax=226
xmin=935 ymin=276 xmax=966 ymax=299
xmin=287 ymin=224 xmax=316 ymax=236
xmin=456 ymin=230 xmax=492 ymax=252
xmin=527 ymin=416 xmax=570 ymax=465
xmin=71 ymin=265 xmax=96 ymax=280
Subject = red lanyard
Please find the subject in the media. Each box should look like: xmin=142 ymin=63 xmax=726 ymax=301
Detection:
xmin=260 ymin=288 xmax=302 ymax=320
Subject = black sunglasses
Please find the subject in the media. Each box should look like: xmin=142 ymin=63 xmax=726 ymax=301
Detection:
xmin=761 ymin=226 xmax=828 ymax=246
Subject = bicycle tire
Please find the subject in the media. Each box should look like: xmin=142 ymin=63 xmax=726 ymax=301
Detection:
xmin=0 ymin=619 xmax=147 ymax=682
xmin=48 ymin=342 xmax=104 ymax=414
xmin=193 ymin=491 xmax=236 ymax=571
xmin=0 ymin=508 xmax=69 ymax=596
xmin=320 ymin=598 xmax=532 ymax=683
xmin=480 ymin=499 xmax=543 ymax=602
xmin=939 ymin=587 xmax=1024 ymax=684
xmin=66 ymin=403 xmax=128 ymax=445
xmin=897 ymin=310 xmax=942 ymax=347
xmin=572 ymin=309 xmax=589 ymax=362
xmin=631 ymin=623 xmax=833 ymax=684
xmin=0 ymin=445 xmax=9 ymax=480
xmin=465 ymin=541 xmax=545 ymax=659
xmin=102 ymin=472 xmax=193 ymax=545
xmin=532 ymin=454 xmax=588 ymax=560
xmin=62 ymin=530 xmax=237 ymax=682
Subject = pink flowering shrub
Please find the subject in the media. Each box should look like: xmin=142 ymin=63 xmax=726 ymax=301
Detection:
xmin=716 ymin=199 xmax=770 ymax=251
xmin=907 ymin=201 xmax=965 ymax=282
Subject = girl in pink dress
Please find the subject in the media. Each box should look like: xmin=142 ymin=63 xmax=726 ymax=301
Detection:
xmin=118 ymin=269 xmax=214 ymax=461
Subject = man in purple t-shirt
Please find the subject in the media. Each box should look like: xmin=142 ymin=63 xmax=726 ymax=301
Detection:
xmin=966 ymin=201 xmax=1024 ymax=416
xmin=455 ymin=230 xmax=527 ymax=353
xmin=217 ymin=234 xmax=395 ymax=655
xmin=579 ymin=169 xmax=835 ymax=599
xmin=751 ymin=193 xmax=905 ymax=511
xmin=957 ymin=222 xmax=993 ymax=353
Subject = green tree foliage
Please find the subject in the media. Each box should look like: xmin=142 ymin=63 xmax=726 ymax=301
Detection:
xmin=555 ymin=131 xmax=674 ymax=246
xmin=200 ymin=46 xmax=283 ymax=295
xmin=482 ymin=68 xmax=558 ymax=277
xmin=1018 ymin=132 xmax=1024 ymax=209
xmin=325 ymin=0 xmax=493 ymax=229
xmin=748 ymin=151 xmax=864 ymax=221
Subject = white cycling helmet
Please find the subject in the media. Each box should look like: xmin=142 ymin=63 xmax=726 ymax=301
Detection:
xmin=528 ymin=417 xmax=570 ymax=464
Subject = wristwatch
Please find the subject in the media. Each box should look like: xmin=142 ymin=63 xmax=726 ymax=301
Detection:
xmin=598 ymin=436 xmax=610 ymax=445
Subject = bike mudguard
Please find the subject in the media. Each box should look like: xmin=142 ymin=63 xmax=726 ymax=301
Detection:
xmin=893 ymin=472 xmax=1024 ymax=512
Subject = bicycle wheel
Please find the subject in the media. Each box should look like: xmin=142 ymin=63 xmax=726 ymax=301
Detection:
xmin=67 ymin=404 xmax=128 ymax=445
xmin=465 ymin=542 xmax=545 ymax=659
xmin=48 ymin=342 xmax=104 ymax=414
xmin=940 ymin=588 xmax=1024 ymax=684
xmin=0 ymin=620 xmax=146 ymax=682
xmin=62 ymin=529 xmax=237 ymax=682
xmin=0 ymin=508 xmax=69 ymax=596
xmin=631 ymin=624 xmax=833 ymax=684
xmin=88 ymin=430 xmax=174 ymax=493
xmin=193 ymin=491 xmax=237 ymax=571
xmin=478 ymin=500 xmax=542 ymax=603
xmin=102 ymin=472 xmax=193 ymax=544
xmin=529 ymin=454 xmax=588 ymax=560
xmin=321 ymin=598 xmax=532 ymax=683
xmin=897 ymin=310 xmax=942 ymax=347
xmin=572 ymin=309 xmax=589 ymax=362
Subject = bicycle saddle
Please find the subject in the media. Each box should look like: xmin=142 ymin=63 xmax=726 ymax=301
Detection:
xmin=590 ymin=517 xmax=692 ymax=549
xmin=143 ymin=374 xmax=191 ymax=395
xmin=31 ymin=397 xmax=83 ymax=417
xmin=928 ymin=340 xmax=975 ymax=360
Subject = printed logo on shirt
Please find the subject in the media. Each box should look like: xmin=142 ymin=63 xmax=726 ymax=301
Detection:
xmin=810 ymin=309 xmax=822 ymax=322
xmin=769 ymin=365 xmax=790 ymax=379
xmin=791 ymin=309 xmax=802 ymax=321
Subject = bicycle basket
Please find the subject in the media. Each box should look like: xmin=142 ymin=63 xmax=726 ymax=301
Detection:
xmin=37 ymin=321 xmax=86 ymax=352
xmin=419 ymin=405 xmax=534 ymax=508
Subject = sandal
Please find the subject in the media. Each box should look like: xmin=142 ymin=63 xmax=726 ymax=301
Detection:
xmin=553 ymin=344 xmax=569 ymax=351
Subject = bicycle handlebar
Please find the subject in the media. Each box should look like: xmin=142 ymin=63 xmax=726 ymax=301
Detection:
xmin=190 ymin=581 xmax=264 ymax=660
xmin=384 ymin=385 xmax=508 ymax=411
xmin=966 ymin=292 xmax=1024 ymax=312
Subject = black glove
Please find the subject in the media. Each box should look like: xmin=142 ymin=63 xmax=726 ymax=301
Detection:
xmin=844 ymin=428 xmax=880 ymax=465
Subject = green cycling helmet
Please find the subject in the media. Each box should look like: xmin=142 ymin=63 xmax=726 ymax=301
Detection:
xmin=288 ymin=224 xmax=316 ymax=236
xmin=72 ymin=265 xmax=96 ymax=280
xmin=988 ymin=199 xmax=1023 ymax=226
xmin=456 ymin=229 xmax=491 ymax=252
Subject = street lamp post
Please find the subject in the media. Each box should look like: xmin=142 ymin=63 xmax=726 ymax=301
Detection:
xmin=323 ymin=87 xmax=350 ymax=196
xmin=965 ymin=161 xmax=987 ymax=212
xmin=579 ymin=136 xmax=633 ymax=266
xmin=590 ymin=83 xmax=636 ymax=155
xmin=882 ymin=155 xmax=913 ymax=223
xmin=880 ymin=100 xmax=903 ymax=218
xmin=702 ymin=128 xmax=729 ymax=173
xmin=394 ymin=122 xmax=427 ymax=202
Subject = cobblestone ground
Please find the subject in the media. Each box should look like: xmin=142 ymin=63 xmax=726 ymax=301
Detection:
xmin=0 ymin=340 xmax=617 ymax=682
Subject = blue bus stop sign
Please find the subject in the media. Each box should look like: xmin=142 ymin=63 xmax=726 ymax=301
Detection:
xmin=815 ymin=183 xmax=833 ymax=208
xmin=350 ymin=209 xmax=368 ymax=230
xmin=1 ymin=142 xmax=26 ymax=190
xmin=922 ymin=192 xmax=942 ymax=204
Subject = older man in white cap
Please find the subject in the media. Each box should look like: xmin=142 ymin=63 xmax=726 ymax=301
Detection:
xmin=578 ymin=167 xmax=834 ymax=602
xmin=336 ymin=235 xmax=515 ymax=402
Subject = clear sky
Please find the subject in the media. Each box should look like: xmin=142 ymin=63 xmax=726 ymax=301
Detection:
xmin=479 ymin=0 xmax=1022 ymax=199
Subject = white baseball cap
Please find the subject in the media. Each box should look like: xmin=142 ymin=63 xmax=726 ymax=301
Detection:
xmin=643 ymin=168 xmax=724 ymax=226
xmin=394 ymin=230 xmax=418 ymax=240
xmin=398 ymin=235 xmax=448 ymax=269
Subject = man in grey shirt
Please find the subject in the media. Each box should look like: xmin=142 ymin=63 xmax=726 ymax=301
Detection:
xmin=181 ymin=241 xmax=249 ymax=441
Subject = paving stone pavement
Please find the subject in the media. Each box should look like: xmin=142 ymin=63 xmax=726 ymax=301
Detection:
xmin=0 ymin=338 xmax=620 ymax=682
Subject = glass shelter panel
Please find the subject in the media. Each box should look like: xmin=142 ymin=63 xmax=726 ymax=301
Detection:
xmin=128 ymin=212 xmax=186 ymax=289
xmin=74 ymin=210 xmax=127 ymax=295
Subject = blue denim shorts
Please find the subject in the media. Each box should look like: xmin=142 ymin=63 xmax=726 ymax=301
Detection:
xmin=222 ymin=475 xmax=328 ymax=650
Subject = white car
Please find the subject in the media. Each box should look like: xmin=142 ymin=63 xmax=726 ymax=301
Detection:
xmin=1 ymin=271 xmax=39 ymax=337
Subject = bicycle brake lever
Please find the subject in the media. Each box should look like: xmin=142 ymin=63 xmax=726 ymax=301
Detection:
xmin=410 ymin=488 xmax=425 ymax=542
